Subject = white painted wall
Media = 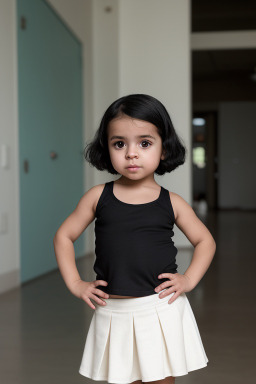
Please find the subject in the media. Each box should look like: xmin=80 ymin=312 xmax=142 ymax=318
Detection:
xmin=0 ymin=0 xmax=191 ymax=294
xmin=0 ymin=0 xmax=20 ymax=292
xmin=219 ymin=101 xmax=256 ymax=209
xmin=119 ymin=0 xmax=192 ymax=247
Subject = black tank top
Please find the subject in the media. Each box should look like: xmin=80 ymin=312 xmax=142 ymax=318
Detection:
xmin=93 ymin=181 xmax=178 ymax=297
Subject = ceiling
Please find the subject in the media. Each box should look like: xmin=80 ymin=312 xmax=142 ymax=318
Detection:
xmin=192 ymin=0 xmax=256 ymax=32
xmin=193 ymin=49 xmax=256 ymax=82
xmin=192 ymin=0 xmax=256 ymax=103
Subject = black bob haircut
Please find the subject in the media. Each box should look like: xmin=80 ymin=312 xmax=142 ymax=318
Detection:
xmin=84 ymin=94 xmax=187 ymax=175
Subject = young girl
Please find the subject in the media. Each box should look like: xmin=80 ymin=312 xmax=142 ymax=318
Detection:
xmin=53 ymin=94 xmax=216 ymax=384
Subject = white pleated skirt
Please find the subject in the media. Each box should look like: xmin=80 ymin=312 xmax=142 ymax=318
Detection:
xmin=79 ymin=289 xmax=209 ymax=383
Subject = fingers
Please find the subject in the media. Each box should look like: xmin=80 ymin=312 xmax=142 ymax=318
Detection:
xmin=93 ymin=287 xmax=109 ymax=299
xmin=157 ymin=287 xmax=180 ymax=304
xmin=83 ymin=292 xmax=107 ymax=308
xmin=158 ymin=287 xmax=175 ymax=298
xmin=168 ymin=291 xmax=180 ymax=304
xmin=90 ymin=293 xmax=107 ymax=306
xmin=90 ymin=281 xmax=109 ymax=307
xmin=94 ymin=280 xmax=108 ymax=287
xmin=155 ymin=273 xmax=181 ymax=293
xmin=82 ymin=280 xmax=110 ymax=310
xmin=155 ymin=282 xmax=173 ymax=292
xmin=155 ymin=275 xmax=174 ymax=292
xmin=83 ymin=297 xmax=96 ymax=310
xmin=158 ymin=273 xmax=175 ymax=280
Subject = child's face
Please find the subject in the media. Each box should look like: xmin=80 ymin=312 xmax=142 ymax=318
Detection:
xmin=107 ymin=114 xmax=165 ymax=179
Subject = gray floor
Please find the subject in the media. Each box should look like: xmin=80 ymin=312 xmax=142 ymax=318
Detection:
xmin=1 ymin=209 xmax=255 ymax=384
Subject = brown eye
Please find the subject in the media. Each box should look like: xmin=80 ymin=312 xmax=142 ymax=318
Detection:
xmin=113 ymin=141 xmax=124 ymax=149
xmin=141 ymin=140 xmax=151 ymax=148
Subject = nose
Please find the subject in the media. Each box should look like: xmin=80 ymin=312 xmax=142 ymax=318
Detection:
xmin=125 ymin=143 xmax=139 ymax=159
xmin=125 ymin=147 xmax=139 ymax=159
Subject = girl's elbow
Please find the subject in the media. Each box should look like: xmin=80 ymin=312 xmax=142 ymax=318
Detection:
xmin=202 ymin=235 xmax=216 ymax=252
xmin=53 ymin=232 xmax=61 ymax=244
xmin=210 ymin=236 xmax=217 ymax=252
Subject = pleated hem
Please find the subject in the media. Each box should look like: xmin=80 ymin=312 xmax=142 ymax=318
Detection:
xmin=79 ymin=360 xmax=209 ymax=383
xmin=79 ymin=292 xmax=209 ymax=383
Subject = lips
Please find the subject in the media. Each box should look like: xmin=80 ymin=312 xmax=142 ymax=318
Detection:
xmin=127 ymin=165 xmax=140 ymax=168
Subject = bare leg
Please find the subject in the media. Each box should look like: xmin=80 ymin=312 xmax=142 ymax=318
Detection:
xmin=130 ymin=381 xmax=142 ymax=384
xmin=143 ymin=376 xmax=175 ymax=384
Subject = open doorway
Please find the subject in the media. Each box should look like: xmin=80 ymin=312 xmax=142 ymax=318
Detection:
xmin=191 ymin=0 xmax=256 ymax=212
xmin=192 ymin=47 xmax=256 ymax=212
xmin=192 ymin=111 xmax=218 ymax=211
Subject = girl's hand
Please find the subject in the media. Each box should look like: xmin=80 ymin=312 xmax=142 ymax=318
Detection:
xmin=154 ymin=273 xmax=194 ymax=304
xmin=70 ymin=279 xmax=109 ymax=310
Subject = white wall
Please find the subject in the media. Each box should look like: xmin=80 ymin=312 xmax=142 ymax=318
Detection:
xmin=0 ymin=0 xmax=191 ymax=294
xmin=0 ymin=0 xmax=20 ymax=292
xmin=119 ymin=0 xmax=192 ymax=246
xmin=219 ymin=101 xmax=256 ymax=209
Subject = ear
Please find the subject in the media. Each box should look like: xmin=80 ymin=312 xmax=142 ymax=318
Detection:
xmin=160 ymin=150 xmax=166 ymax=161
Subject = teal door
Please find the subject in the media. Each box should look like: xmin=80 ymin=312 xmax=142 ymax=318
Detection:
xmin=17 ymin=0 xmax=85 ymax=283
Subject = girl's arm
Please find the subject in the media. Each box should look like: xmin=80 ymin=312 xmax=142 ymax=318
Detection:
xmin=171 ymin=192 xmax=216 ymax=290
xmin=53 ymin=186 xmax=96 ymax=292
xmin=53 ymin=185 xmax=109 ymax=309
xmin=155 ymin=192 xmax=216 ymax=304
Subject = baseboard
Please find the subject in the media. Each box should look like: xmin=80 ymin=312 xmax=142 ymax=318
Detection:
xmin=0 ymin=269 xmax=20 ymax=295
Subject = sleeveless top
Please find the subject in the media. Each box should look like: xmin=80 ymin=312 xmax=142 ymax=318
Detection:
xmin=93 ymin=181 xmax=178 ymax=297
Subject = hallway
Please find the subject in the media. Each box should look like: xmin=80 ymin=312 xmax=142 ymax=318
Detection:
xmin=1 ymin=209 xmax=255 ymax=384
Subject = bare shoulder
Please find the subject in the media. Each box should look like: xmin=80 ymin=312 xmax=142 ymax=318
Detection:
xmin=168 ymin=191 xmax=193 ymax=222
xmin=78 ymin=183 xmax=105 ymax=214
xmin=53 ymin=183 xmax=106 ymax=242
xmin=90 ymin=183 xmax=106 ymax=213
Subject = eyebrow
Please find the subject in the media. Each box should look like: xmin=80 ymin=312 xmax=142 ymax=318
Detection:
xmin=110 ymin=135 xmax=156 ymax=141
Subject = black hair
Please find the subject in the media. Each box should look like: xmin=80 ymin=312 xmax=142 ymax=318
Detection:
xmin=84 ymin=94 xmax=187 ymax=175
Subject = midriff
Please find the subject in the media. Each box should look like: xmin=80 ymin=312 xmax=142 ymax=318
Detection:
xmin=108 ymin=294 xmax=139 ymax=299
